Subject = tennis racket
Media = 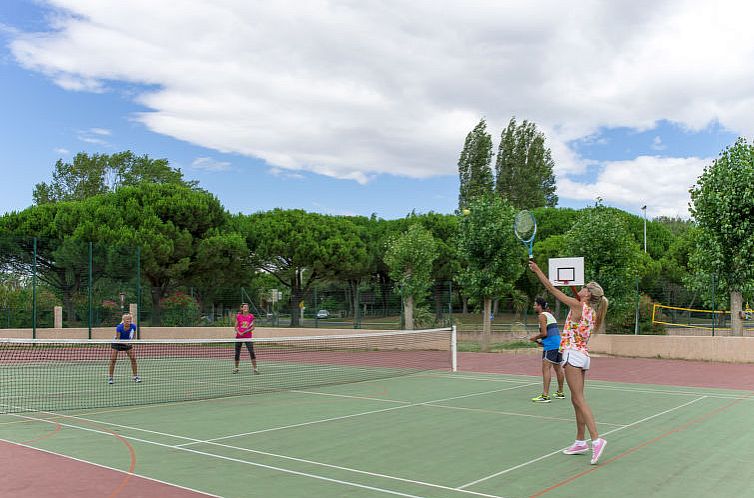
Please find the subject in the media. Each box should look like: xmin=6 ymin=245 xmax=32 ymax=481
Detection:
xmin=513 ymin=210 xmax=537 ymax=259
xmin=510 ymin=321 xmax=529 ymax=340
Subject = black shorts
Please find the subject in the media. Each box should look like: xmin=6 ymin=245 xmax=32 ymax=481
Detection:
xmin=235 ymin=341 xmax=256 ymax=360
xmin=543 ymin=349 xmax=562 ymax=364
xmin=111 ymin=343 xmax=133 ymax=352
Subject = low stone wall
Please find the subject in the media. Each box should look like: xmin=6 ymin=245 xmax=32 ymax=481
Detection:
xmin=589 ymin=334 xmax=754 ymax=363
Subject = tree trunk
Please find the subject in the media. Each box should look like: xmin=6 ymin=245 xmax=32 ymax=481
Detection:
xmin=481 ymin=297 xmax=492 ymax=352
xmin=404 ymin=295 xmax=414 ymax=330
xmin=462 ymin=296 xmax=468 ymax=314
xmin=151 ymin=287 xmax=162 ymax=326
xmin=731 ymin=290 xmax=744 ymax=336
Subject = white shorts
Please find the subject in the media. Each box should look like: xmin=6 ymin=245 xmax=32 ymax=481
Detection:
xmin=561 ymin=349 xmax=590 ymax=370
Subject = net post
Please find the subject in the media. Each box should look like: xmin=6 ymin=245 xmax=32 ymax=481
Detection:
xmin=451 ymin=325 xmax=457 ymax=372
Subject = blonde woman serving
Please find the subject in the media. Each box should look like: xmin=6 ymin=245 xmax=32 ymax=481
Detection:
xmin=528 ymin=260 xmax=609 ymax=465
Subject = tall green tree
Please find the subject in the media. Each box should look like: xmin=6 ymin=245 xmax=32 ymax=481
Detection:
xmin=384 ymin=224 xmax=438 ymax=329
xmin=495 ymin=117 xmax=558 ymax=209
xmin=563 ymin=203 xmax=642 ymax=331
xmin=0 ymin=184 xmax=230 ymax=325
xmin=458 ymin=119 xmax=494 ymax=210
xmin=690 ymin=137 xmax=754 ymax=334
xmin=456 ymin=195 xmax=523 ymax=349
xmin=33 ymin=151 xmax=197 ymax=205
xmin=239 ymin=209 xmax=369 ymax=326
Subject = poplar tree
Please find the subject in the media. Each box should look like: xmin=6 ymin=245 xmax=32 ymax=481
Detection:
xmin=495 ymin=118 xmax=558 ymax=209
xmin=458 ymin=119 xmax=494 ymax=210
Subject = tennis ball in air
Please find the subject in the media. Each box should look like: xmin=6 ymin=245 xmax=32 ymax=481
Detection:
xmin=462 ymin=209 xmax=471 ymax=216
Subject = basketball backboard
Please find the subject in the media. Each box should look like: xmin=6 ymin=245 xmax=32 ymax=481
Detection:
xmin=548 ymin=257 xmax=584 ymax=286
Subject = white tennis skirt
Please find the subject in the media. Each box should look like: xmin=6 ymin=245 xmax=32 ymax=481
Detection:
xmin=561 ymin=348 xmax=590 ymax=370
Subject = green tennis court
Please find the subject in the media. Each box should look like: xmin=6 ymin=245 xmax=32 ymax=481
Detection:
xmin=2 ymin=367 xmax=753 ymax=497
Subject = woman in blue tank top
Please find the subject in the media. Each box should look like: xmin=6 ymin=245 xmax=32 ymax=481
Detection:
xmin=529 ymin=298 xmax=565 ymax=402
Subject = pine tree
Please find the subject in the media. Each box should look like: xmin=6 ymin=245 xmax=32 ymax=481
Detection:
xmin=495 ymin=118 xmax=558 ymax=209
xmin=458 ymin=119 xmax=494 ymax=210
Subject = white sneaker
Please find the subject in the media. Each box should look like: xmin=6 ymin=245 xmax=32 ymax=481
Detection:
xmin=133 ymin=375 xmax=141 ymax=383
xmin=108 ymin=377 xmax=114 ymax=385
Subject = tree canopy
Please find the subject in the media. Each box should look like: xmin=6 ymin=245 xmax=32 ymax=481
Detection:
xmin=33 ymin=151 xmax=197 ymax=205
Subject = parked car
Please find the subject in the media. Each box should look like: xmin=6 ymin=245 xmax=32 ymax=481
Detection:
xmin=316 ymin=309 xmax=329 ymax=319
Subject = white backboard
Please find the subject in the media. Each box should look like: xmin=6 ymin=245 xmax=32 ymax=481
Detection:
xmin=548 ymin=257 xmax=584 ymax=286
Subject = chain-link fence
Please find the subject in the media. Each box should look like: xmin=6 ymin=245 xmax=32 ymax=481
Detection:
xmin=0 ymin=236 xmax=456 ymax=334
xmin=5 ymin=236 xmax=751 ymax=337
xmin=637 ymin=274 xmax=754 ymax=336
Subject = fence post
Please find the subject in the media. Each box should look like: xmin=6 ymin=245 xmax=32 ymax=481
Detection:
xmin=136 ymin=246 xmax=141 ymax=338
xmin=448 ymin=281 xmax=453 ymax=326
xmin=88 ymin=241 xmax=92 ymax=339
xmin=451 ymin=325 xmax=457 ymax=372
xmin=32 ymin=237 xmax=37 ymax=339
xmin=634 ymin=276 xmax=640 ymax=335
xmin=711 ymin=273 xmax=716 ymax=337
xmin=354 ymin=287 xmax=361 ymax=329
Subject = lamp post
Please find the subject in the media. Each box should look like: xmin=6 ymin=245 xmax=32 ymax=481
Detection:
xmin=641 ymin=205 xmax=647 ymax=253
xmin=119 ymin=291 xmax=126 ymax=312
xmin=635 ymin=205 xmax=647 ymax=335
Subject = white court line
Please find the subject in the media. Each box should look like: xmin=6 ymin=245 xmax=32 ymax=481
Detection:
xmin=290 ymin=389 xmax=624 ymax=427
xmin=180 ymin=381 xmax=540 ymax=446
xmin=430 ymin=372 xmax=754 ymax=400
xmin=291 ymin=389 xmax=411 ymax=404
xmin=7 ymin=410 xmax=507 ymax=498
xmin=457 ymin=396 xmax=708 ymax=490
xmin=0 ymin=436 xmax=223 ymax=497
xmin=426 ymin=404 xmax=627 ymax=428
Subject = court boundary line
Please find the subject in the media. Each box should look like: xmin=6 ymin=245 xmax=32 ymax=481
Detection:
xmin=7 ymin=411 xmax=506 ymax=498
xmin=425 ymin=403 xmax=627 ymax=427
xmin=0 ymin=436 xmax=223 ymax=497
xmin=291 ymin=389 xmax=625 ymax=427
xmin=456 ymin=395 xmax=707 ymax=489
xmin=429 ymin=372 xmax=754 ymax=400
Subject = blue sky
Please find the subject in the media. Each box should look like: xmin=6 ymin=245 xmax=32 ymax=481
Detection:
xmin=1 ymin=1 xmax=749 ymax=220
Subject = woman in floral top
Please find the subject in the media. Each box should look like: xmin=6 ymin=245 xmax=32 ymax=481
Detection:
xmin=529 ymin=260 xmax=609 ymax=465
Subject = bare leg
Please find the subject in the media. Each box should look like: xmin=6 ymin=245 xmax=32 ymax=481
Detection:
xmin=565 ymin=364 xmax=599 ymax=440
xmin=108 ymin=350 xmax=118 ymax=377
xmin=541 ymin=361 xmax=551 ymax=395
xmin=127 ymin=350 xmax=138 ymax=375
xmin=554 ymin=363 xmax=565 ymax=392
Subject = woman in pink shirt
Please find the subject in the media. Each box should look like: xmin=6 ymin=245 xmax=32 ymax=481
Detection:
xmin=529 ymin=260 xmax=609 ymax=465
xmin=233 ymin=303 xmax=259 ymax=374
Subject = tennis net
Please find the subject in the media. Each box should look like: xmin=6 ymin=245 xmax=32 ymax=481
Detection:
xmin=0 ymin=327 xmax=456 ymax=413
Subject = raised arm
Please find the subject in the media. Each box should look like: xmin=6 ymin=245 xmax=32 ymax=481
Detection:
xmin=528 ymin=260 xmax=581 ymax=311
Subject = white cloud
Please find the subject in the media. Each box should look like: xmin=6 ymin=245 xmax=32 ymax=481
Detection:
xmin=269 ymin=167 xmax=305 ymax=181
xmin=9 ymin=0 xmax=754 ymax=215
xmin=651 ymin=136 xmax=666 ymax=151
xmin=76 ymin=128 xmax=111 ymax=145
xmin=53 ymin=147 xmax=70 ymax=155
xmin=191 ymin=156 xmax=231 ymax=172
xmin=557 ymin=155 xmax=710 ymax=218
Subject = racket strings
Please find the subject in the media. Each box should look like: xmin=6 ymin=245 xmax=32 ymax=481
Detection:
xmin=514 ymin=212 xmax=535 ymax=240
